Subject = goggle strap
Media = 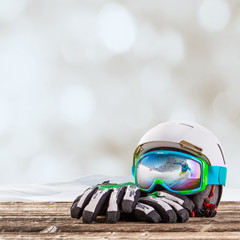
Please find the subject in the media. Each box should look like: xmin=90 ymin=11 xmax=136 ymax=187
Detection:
xmin=132 ymin=165 xmax=135 ymax=178
xmin=207 ymin=166 xmax=227 ymax=186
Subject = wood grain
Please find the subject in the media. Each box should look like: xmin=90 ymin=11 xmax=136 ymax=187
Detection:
xmin=0 ymin=201 xmax=239 ymax=239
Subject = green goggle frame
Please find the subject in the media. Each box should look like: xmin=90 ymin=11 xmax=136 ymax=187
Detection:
xmin=132 ymin=150 xmax=227 ymax=195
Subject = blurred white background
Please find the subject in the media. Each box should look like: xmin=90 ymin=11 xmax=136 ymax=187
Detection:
xmin=0 ymin=0 xmax=239 ymax=190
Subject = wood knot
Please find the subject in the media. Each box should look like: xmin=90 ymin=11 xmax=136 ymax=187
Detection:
xmin=40 ymin=225 xmax=58 ymax=234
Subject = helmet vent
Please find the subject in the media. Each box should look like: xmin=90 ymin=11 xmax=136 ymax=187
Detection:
xmin=217 ymin=144 xmax=226 ymax=165
xmin=179 ymin=123 xmax=194 ymax=128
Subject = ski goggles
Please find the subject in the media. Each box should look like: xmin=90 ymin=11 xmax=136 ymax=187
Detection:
xmin=132 ymin=150 xmax=227 ymax=195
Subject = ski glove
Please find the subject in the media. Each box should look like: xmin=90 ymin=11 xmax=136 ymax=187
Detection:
xmin=70 ymin=181 xmax=141 ymax=223
xmin=134 ymin=190 xmax=195 ymax=223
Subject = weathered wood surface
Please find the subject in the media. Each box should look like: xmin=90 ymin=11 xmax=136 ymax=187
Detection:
xmin=0 ymin=201 xmax=239 ymax=239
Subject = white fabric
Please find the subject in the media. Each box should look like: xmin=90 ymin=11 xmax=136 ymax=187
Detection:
xmin=147 ymin=196 xmax=172 ymax=211
xmin=161 ymin=198 xmax=183 ymax=211
xmin=77 ymin=187 xmax=93 ymax=208
xmin=135 ymin=202 xmax=154 ymax=215
xmin=84 ymin=188 xmax=108 ymax=213
xmin=107 ymin=188 xmax=119 ymax=212
xmin=123 ymin=185 xmax=137 ymax=202
xmin=157 ymin=191 xmax=184 ymax=205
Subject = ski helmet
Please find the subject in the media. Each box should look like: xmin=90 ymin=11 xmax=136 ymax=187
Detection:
xmin=132 ymin=120 xmax=227 ymax=217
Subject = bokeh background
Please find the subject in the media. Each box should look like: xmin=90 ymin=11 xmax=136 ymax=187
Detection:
xmin=0 ymin=0 xmax=239 ymax=190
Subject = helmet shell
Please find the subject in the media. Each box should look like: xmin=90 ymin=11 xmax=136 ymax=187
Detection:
xmin=136 ymin=121 xmax=226 ymax=167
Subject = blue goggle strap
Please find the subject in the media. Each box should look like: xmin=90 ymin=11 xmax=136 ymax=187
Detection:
xmin=132 ymin=165 xmax=135 ymax=177
xmin=207 ymin=166 xmax=227 ymax=186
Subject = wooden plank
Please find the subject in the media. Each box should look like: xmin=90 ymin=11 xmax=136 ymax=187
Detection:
xmin=0 ymin=201 xmax=239 ymax=215
xmin=0 ymin=232 xmax=240 ymax=240
xmin=0 ymin=220 xmax=240 ymax=233
xmin=0 ymin=201 xmax=239 ymax=240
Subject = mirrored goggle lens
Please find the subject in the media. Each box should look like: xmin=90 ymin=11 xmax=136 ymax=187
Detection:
xmin=136 ymin=151 xmax=201 ymax=191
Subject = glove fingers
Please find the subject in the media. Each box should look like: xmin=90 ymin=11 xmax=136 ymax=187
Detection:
xmin=161 ymin=198 xmax=189 ymax=223
xmin=159 ymin=190 xmax=195 ymax=213
xmin=139 ymin=196 xmax=177 ymax=223
xmin=70 ymin=187 xmax=97 ymax=219
xmin=122 ymin=184 xmax=141 ymax=213
xmin=134 ymin=202 xmax=161 ymax=223
xmin=82 ymin=188 xmax=111 ymax=223
xmin=106 ymin=187 xmax=125 ymax=223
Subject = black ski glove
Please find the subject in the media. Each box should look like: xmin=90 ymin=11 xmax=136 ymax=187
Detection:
xmin=133 ymin=190 xmax=195 ymax=223
xmin=70 ymin=181 xmax=140 ymax=223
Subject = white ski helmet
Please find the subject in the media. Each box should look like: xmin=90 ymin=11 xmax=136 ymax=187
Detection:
xmin=133 ymin=120 xmax=226 ymax=169
xmin=132 ymin=120 xmax=227 ymax=217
